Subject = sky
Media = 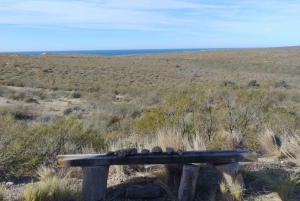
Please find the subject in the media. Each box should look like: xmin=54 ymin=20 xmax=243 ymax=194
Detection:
xmin=0 ymin=0 xmax=300 ymax=52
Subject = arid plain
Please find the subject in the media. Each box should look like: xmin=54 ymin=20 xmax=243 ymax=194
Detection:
xmin=1 ymin=46 xmax=300 ymax=200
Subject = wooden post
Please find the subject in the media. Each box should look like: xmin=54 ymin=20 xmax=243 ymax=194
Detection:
xmin=126 ymin=185 xmax=161 ymax=199
xmin=82 ymin=166 xmax=109 ymax=201
xmin=178 ymin=164 xmax=200 ymax=201
xmin=214 ymin=162 xmax=244 ymax=189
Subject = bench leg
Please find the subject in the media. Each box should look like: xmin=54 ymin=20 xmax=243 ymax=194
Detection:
xmin=178 ymin=164 xmax=200 ymax=201
xmin=82 ymin=166 xmax=109 ymax=201
xmin=213 ymin=162 xmax=244 ymax=190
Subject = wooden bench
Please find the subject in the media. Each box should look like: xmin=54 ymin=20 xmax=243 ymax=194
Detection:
xmin=56 ymin=149 xmax=257 ymax=201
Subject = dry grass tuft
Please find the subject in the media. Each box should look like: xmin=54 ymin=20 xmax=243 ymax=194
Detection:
xmin=0 ymin=185 xmax=4 ymax=201
xmin=23 ymin=175 xmax=81 ymax=201
xmin=154 ymin=127 xmax=189 ymax=151
xmin=259 ymin=129 xmax=300 ymax=160
xmin=220 ymin=180 xmax=243 ymax=201
xmin=259 ymin=129 xmax=284 ymax=158
xmin=36 ymin=166 xmax=58 ymax=181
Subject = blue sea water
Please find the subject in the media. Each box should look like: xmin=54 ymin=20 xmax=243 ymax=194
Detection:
xmin=3 ymin=48 xmax=227 ymax=56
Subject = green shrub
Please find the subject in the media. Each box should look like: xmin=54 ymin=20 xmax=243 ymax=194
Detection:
xmin=133 ymin=108 xmax=167 ymax=135
xmin=23 ymin=97 xmax=36 ymax=103
xmin=5 ymin=92 xmax=19 ymax=100
xmin=63 ymin=108 xmax=73 ymax=115
xmin=0 ymin=114 xmax=106 ymax=179
xmin=247 ymin=80 xmax=260 ymax=88
xmin=264 ymin=172 xmax=300 ymax=201
xmin=9 ymin=108 xmax=36 ymax=120
xmin=5 ymin=91 xmax=26 ymax=100
xmin=207 ymin=133 xmax=226 ymax=150
xmin=70 ymin=92 xmax=81 ymax=98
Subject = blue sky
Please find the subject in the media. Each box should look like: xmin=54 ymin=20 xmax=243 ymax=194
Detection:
xmin=1 ymin=0 xmax=300 ymax=52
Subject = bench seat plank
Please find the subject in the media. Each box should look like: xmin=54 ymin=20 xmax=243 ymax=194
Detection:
xmin=56 ymin=150 xmax=257 ymax=167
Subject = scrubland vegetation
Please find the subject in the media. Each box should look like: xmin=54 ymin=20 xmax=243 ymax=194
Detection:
xmin=1 ymin=46 xmax=300 ymax=200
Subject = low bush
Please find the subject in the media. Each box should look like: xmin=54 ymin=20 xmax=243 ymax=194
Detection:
xmin=8 ymin=107 xmax=36 ymax=120
xmin=270 ymin=91 xmax=287 ymax=102
xmin=22 ymin=96 xmax=36 ymax=103
xmin=291 ymin=94 xmax=300 ymax=103
xmin=70 ymin=92 xmax=81 ymax=99
xmin=247 ymin=80 xmax=260 ymax=88
xmin=274 ymin=80 xmax=290 ymax=89
xmin=0 ymin=114 xmax=107 ymax=179
xmin=5 ymin=92 xmax=19 ymax=100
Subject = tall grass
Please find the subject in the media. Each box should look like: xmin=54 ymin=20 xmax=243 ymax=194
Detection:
xmin=0 ymin=185 xmax=4 ymax=201
xmin=264 ymin=172 xmax=300 ymax=201
xmin=23 ymin=174 xmax=82 ymax=201
xmin=220 ymin=180 xmax=243 ymax=201
xmin=259 ymin=129 xmax=300 ymax=160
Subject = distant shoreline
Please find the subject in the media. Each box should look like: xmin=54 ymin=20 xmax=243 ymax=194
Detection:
xmin=1 ymin=48 xmax=244 ymax=56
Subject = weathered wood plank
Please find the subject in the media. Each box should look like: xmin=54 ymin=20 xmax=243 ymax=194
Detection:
xmin=178 ymin=164 xmax=200 ymax=201
xmin=56 ymin=150 xmax=248 ymax=159
xmin=56 ymin=150 xmax=257 ymax=167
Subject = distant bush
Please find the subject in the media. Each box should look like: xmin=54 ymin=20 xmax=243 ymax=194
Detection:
xmin=5 ymin=91 xmax=26 ymax=100
xmin=4 ymin=107 xmax=36 ymax=120
xmin=222 ymin=80 xmax=237 ymax=87
xmin=22 ymin=96 xmax=36 ymax=103
xmin=70 ymin=92 xmax=81 ymax=98
xmin=291 ymin=94 xmax=300 ymax=103
xmin=247 ymin=80 xmax=260 ymax=88
xmin=274 ymin=80 xmax=290 ymax=89
xmin=5 ymin=92 xmax=19 ymax=100
xmin=271 ymin=91 xmax=287 ymax=102
xmin=63 ymin=108 xmax=73 ymax=116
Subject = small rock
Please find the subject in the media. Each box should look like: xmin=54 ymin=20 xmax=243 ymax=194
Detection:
xmin=166 ymin=147 xmax=174 ymax=154
xmin=141 ymin=149 xmax=150 ymax=154
xmin=6 ymin=181 xmax=14 ymax=186
xmin=129 ymin=148 xmax=138 ymax=155
xmin=152 ymin=146 xmax=163 ymax=154
xmin=115 ymin=149 xmax=127 ymax=158
xmin=177 ymin=149 xmax=183 ymax=156
xmin=126 ymin=148 xmax=132 ymax=155
xmin=106 ymin=151 xmax=114 ymax=156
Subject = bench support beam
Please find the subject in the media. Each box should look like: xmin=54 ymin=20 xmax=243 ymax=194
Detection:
xmin=82 ymin=166 xmax=109 ymax=201
xmin=178 ymin=164 xmax=200 ymax=201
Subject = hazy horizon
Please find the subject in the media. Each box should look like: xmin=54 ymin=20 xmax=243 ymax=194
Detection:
xmin=0 ymin=45 xmax=300 ymax=53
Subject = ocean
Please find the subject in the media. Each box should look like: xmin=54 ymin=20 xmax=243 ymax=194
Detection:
xmin=3 ymin=48 xmax=228 ymax=56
